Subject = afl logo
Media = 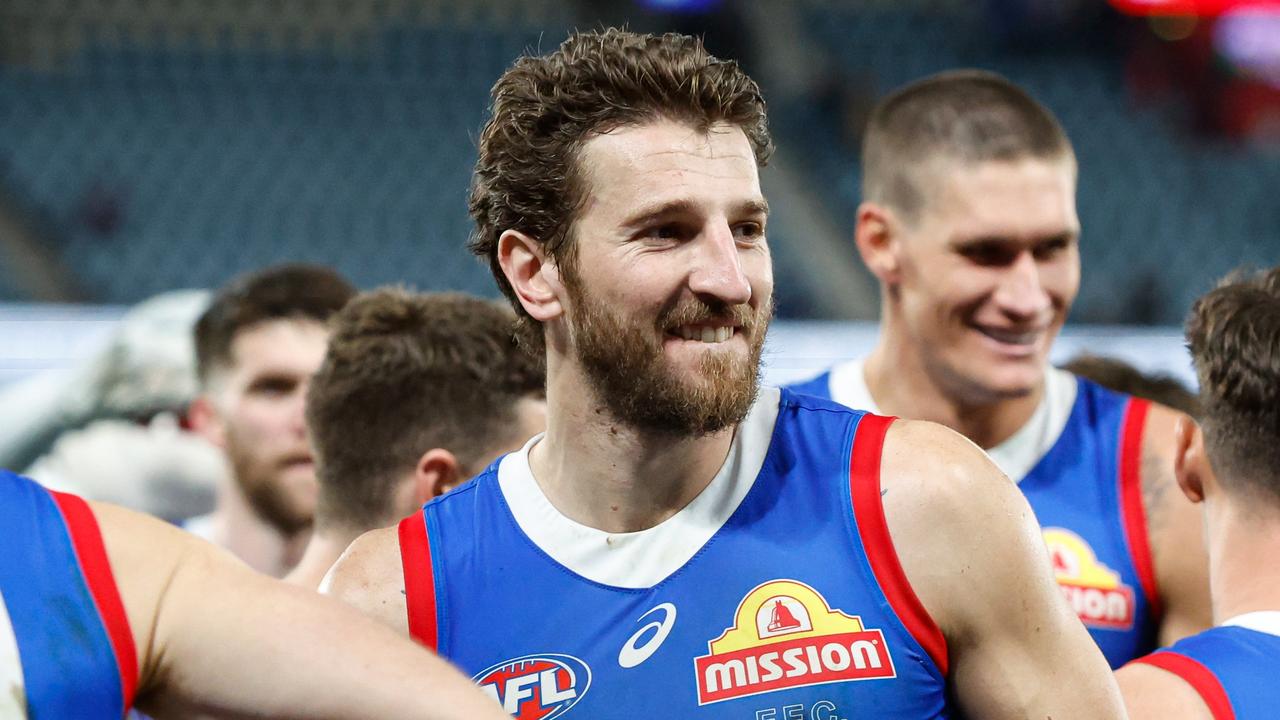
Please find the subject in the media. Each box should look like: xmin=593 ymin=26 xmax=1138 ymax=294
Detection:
xmin=473 ymin=653 xmax=591 ymax=719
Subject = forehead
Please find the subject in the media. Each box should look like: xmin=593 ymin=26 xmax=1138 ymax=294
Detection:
xmin=575 ymin=119 xmax=763 ymax=220
xmin=226 ymin=318 xmax=329 ymax=374
xmin=921 ymin=157 xmax=1079 ymax=241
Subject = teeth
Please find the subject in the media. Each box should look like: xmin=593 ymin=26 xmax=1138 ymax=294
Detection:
xmin=674 ymin=325 xmax=734 ymax=343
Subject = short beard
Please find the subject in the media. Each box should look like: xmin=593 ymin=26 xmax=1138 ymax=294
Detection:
xmin=565 ymin=277 xmax=773 ymax=437
xmin=225 ymin=442 xmax=314 ymax=536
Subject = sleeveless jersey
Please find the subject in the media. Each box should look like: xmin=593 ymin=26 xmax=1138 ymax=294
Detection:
xmin=398 ymin=388 xmax=952 ymax=719
xmin=1129 ymin=616 xmax=1280 ymax=720
xmin=0 ymin=470 xmax=138 ymax=718
xmin=787 ymin=369 xmax=1159 ymax=668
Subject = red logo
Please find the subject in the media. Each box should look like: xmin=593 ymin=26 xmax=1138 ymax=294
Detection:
xmin=473 ymin=654 xmax=590 ymax=719
xmin=694 ymin=580 xmax=895 ymax=705
xmin=1044 ymin=528 xmax=1137 ymax=630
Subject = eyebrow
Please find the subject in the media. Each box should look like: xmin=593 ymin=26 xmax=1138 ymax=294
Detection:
xmin=620 ymin=198 xmax=770 ymax=229
xmin=949 ymin=231 xmax=1077 ymax=249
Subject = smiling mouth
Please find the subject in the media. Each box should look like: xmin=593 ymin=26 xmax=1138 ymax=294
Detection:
xmin=669 ymin=324 xmax=739 ymax=344
xmin=974 ymin=325 xmax=1042 ymax=346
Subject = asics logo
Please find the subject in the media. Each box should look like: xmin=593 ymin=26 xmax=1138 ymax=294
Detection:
xmin=618 ymin=602 xmax=677 ymax=669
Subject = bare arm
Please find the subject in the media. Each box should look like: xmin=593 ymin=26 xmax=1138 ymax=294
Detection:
xmin=881 ymin=420 xmax=1125 ymax=719
xmin=321 ymin=525 xmax=410 ymax=636
xmin=1142 ymin=404 xmax=1213 ymax=645
xmin=1116 ymin=661 xmax=1215 ymax=720
xmin=93 ymin=502 xmax=504 ymax=720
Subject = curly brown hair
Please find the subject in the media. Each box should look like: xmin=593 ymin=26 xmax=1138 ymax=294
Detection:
xmin=468 ymin=28 xmax=773 ymax=320
xmin=1185 ymin=265 xmax=1280 ymax=501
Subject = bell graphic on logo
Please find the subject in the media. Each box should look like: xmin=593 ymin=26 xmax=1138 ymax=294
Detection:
xmin=758 ymin=596 xmax=813 ymax=638
xmin=768 ymin=600 xmax=800 ymax=633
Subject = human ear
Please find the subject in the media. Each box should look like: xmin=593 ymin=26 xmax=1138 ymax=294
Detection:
xmin=413 ymin=448 xmax=462 ymax=503
xmin=1173 ymin=415 xmax=1206 ymax=504
xmin=498 ymin=230 xmax=564 ymax=322
xmin=855 ymin=202 xmax=902 ymax=284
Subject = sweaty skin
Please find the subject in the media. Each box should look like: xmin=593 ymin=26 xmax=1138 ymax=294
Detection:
xmin=92 ymin=501 xmax=506 ymax=719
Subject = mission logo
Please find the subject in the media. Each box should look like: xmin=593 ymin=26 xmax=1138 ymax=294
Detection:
xmin=694 ymin=579 xmax=896 ymax=705
xmin=1044 ymin=527 xmax=1137 ymax=630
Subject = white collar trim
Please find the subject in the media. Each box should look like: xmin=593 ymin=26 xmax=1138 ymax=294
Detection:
xmin=827 ymin=359 xmax=1076 ymax=483
xmin=497 ymin=386 xmax=782 ymax=589
xmin=1221 ymin=611 xmax=1280 ymax=637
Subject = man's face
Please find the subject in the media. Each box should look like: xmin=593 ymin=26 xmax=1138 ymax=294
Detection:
xmin=889 ymin=157 xmax=1080 ymax=402
xmin=206 ymin=319 xmax=329 ymax=534
xmin=556 ymin=119 xmax=774 ymax=436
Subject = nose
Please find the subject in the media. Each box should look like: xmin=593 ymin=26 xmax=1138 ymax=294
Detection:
xmin=993 ymin=251 xmax=1052 ymax=320
xmin=289 ymin=385 xmax=310 ymax=436
xmin=687 ymin=222 xmax=752 ymax=306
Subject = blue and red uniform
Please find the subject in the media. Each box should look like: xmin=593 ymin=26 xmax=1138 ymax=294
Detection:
xmin=1128 ymin=617 xmax=1280 ymax=720
xmin=398 ymin=388 xmax=953 ymax=718
xmin=788 ymin=367 xmax=1160 ymax=667
xmin=0 ymin=470 xmax=138 ymax=719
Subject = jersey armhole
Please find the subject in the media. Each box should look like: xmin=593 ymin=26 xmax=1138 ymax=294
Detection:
xmin=398 ymin=511 xmax=439 ymax=651
xmin=1118 ymin=398 xmax=1163 ymax=620
xmin=848 ymin=413 xmax=950 ymax=677
xmin=1131 ymin=652 xmax=1235 ymax=720
xmin=49 ymin=491 xmax=139 ymax=713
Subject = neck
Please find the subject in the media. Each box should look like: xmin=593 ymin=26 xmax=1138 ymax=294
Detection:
xmin=864 ymin=312 xmax=1043 ymax=449
xmin=1206 ymin=497 xmax=1280 ymax=623
xmin=286 ymin=527 xmax=362 ymax=589
xmin=531 ymin=360 xmax=736 ymax=534
xmin=210 ymin=479 xmax=311 ymax=578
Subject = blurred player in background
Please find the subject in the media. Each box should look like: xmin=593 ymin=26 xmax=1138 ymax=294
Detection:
xmin=186 ymin=264 xmax=356 ymax=576
xmin=1118 ymin=266 xmax=1280 ymax=719
xmin=0 ymin=469 xmax=507 ymax=719
xmin=327 ymin=29 xmax=1124 ymax=719
xmin=787 ymin=70 xmax=1211 ymax=666
xmin=287 ymin=288 xmax=545 ymax=588
xmin=2 ymin=290 xmax=222 ymax=523
xmin=1061 ymin=353 xmax=1199 ymax=418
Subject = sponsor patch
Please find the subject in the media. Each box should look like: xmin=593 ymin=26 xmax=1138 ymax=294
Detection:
xmin=1044 ymin=527 xmax=1137 ymax=630
xmin=694 ymin=579 xmax=895 ymax=705
xmin=473 ymin=653 xmax=591 ymax=719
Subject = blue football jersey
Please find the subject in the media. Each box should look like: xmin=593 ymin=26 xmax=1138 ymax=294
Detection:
xmin=399 ymin=389 xmax=953 ymax=718
xmin=0 ymin=470 xmax=138 ymax=718
xmin=1131 ymin=620 xmax=1280 ymax=719
xmin=787 ymin=368 xmax=1160 ymax=668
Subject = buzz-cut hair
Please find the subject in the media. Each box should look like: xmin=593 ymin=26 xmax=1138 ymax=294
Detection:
xmin=306 ymin=288 xmax=546 ymax=532
xmin=1185 ymin=265 xmax=1280 ymax=503
xmin=862 ymin=70 xmax=1074 ymax=223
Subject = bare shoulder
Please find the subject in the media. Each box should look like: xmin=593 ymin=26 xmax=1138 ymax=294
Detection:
xmin=321 ymin=525 xmax=408 ymax=636
xmin=879 ymin=418 xmax=1028 ymax=522
xmin=1116 ymin=661 xmax=1215 ymax=720
xmin=88 ymin=501 xmax=221 ymax=687
xmin=876 ymin=419 xmax=1047 ymax=635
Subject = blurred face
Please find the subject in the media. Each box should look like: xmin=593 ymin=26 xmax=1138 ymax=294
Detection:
xmin=889 ymin=157 xmax=1080 ymax=402
xmin=208 ymin=319 xmax=329 ymax=534
xmin=558 ymin=119 xmax=774 ymax=436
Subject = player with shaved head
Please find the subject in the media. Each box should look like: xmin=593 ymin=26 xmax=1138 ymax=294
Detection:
xmin=788 ymin=70 xmax=1211 ymax=666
